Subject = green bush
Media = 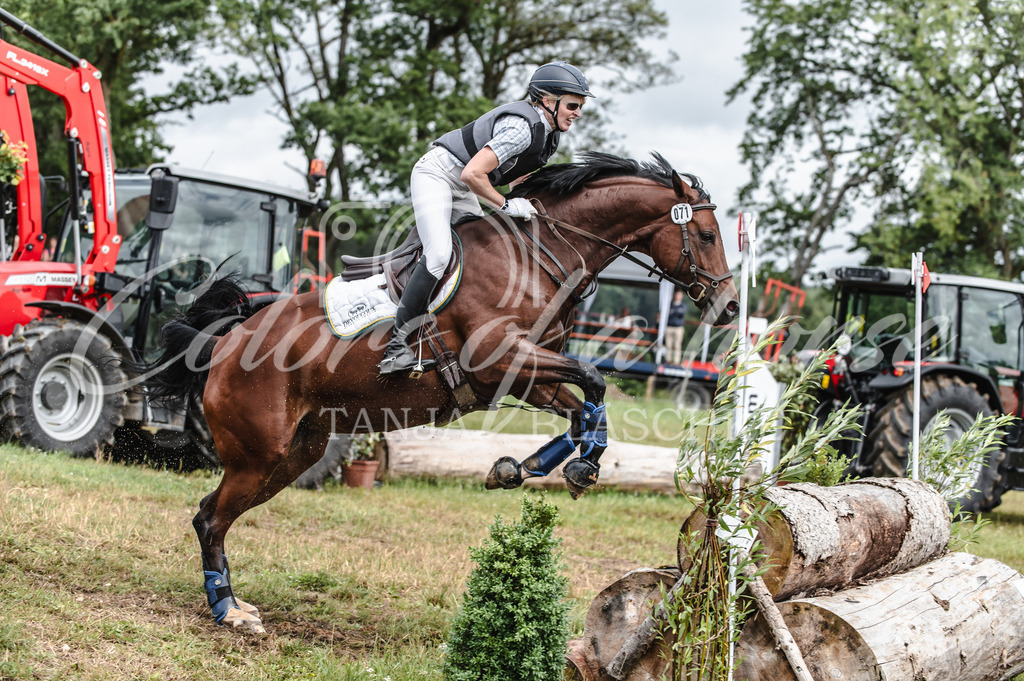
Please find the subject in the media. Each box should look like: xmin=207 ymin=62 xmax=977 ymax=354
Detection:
xmin=443 ymin=494 xmax=571 ymax=681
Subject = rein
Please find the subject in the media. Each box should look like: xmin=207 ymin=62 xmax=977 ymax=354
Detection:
xmin=526 ymin=198 xmax=733 ymax=307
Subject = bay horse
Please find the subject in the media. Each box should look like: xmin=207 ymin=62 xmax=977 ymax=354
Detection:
xmin=145 ymin=152 xmax=738 ymax=633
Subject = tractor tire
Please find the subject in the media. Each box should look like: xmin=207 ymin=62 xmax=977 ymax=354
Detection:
xmin=0 ymin=318 xmax=127 ymax=458
xmin=672 ymin=381 xmax=712 ymax=411
xmin=293 ymin=435 xmax=351 ymax=490
xmin=868 ymin=374 xmax=1004 ymax=514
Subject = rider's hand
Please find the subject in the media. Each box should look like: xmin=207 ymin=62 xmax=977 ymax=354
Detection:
xmin=501 ymin=197 xmax=537 ymax=219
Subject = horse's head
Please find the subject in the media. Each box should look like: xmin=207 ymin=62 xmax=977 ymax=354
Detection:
xmin=638 ymin=163 xmax=739 ymax=326
xmin=512 ymin=152 xmax=739 ymax=325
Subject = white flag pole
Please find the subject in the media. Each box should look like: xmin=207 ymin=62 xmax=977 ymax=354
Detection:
xmin=733 ymin=212 xmax=750 ymax=439
xmin=911 ymin=252 xmax=924 ymax=480
xmin=729 ymin=212 xmax=757 ymax=681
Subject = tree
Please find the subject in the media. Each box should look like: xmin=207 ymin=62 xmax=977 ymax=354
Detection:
xmin=729 ymin=0 xmax=908 ymax=286
xmin=443 ymin=494 xmax=570 ymax=681
xmin=2 ymin=0 xmax=254 ymax=172
xmin=733 ymin=0 xmax=1024 ymax=283
xmin=856 ymin=0 xmax=1024 ymax=280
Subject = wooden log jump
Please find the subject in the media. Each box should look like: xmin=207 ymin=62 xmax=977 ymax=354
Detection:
xmin=683 ymin=478 xmax=950 ymax=599
xmin=565 ymin=479 xmax=1007 ymax=681
xmin=737 ymin=552 xmax=1024 ymax=681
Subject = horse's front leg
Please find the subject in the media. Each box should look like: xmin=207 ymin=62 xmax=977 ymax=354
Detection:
xmin=563 ymin=363 xmax=609 ymax=497
xmin=482 ymin=346 xmax=607 ymax=498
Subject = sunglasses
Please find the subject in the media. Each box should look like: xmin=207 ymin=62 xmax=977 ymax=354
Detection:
xmin=562 ymin=101 xmax=583 ymax=112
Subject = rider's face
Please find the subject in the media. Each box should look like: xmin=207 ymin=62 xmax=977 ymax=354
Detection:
xmin=544 ymin=94 xmax=585 ymax=132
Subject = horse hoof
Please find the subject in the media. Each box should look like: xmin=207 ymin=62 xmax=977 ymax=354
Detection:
xmin=486 ymin=456 xmax=523 ymax=490
xmin=563 ymin=459 xmax=600 ymax=500
xmin=222 ymin=606 xmax=266 ymax=635
xmin=235 ymin=598 xmax=260 ymax=619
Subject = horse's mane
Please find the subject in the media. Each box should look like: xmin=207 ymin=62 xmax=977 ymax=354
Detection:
xmin=509 ymin=151 xmax=711 ymax=202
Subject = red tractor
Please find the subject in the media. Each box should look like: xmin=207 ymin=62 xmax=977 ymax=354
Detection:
xmin=0 ymin=10 xmax=330 ymax=465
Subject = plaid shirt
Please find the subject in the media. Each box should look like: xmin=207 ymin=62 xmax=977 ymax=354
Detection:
xmin=487 ymin=107 xmax=553 ymax=164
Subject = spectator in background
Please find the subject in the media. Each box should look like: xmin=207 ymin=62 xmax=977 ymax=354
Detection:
xmin=665 ymin=289 xmax=688 ymax=365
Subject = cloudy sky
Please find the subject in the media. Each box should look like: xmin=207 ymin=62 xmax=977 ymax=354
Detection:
xmin=157 ymin=1 xmax=863 ymax=273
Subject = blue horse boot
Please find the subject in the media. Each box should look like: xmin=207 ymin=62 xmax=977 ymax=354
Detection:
xmin=564 ymin=401 xmax=607 ymax=499
xmin=203 ymin=556 xmax=265 ymax=633
xmin=486 ymin=432 xmax=576 ymax=489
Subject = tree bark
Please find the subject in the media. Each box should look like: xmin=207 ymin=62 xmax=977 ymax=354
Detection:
xmin=736 ymin=553 xmax=1024 ymax=681
xmin=683 ymin=478 xmax=950 ymax=600
xmin=576 ymin=567 xmax=680 ymax=681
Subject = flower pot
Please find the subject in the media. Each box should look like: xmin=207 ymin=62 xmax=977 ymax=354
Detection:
xmin=341 ymin=460 xmax=380 ymax=489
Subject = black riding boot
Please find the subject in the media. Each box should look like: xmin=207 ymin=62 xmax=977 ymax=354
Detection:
xmin=379 ymin=258 xmax=440 ymax=376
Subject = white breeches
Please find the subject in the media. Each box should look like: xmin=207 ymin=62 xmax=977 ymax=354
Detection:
xmin=409 ymin=147 xmax=483 ymax=278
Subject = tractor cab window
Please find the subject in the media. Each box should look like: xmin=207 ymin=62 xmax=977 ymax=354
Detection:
xmin=133 ymin=180 xmax=274 ymax=359
xmin=271 ymin=199 xmax=300 ymax=292
xmin=921 ymin=284 xmax=958 ymax=363
xmin=158 ymin=180 xmax=273 ymax=288
xmin=112 ymin=178 xmax=155 ymax=279
xmin=842 ymin=285 xmax=956 ymax=371
xmin=959 ymin=287 xmax=1022 ymax=373
xmin=843 ymin=289 xmax=913 ymax=371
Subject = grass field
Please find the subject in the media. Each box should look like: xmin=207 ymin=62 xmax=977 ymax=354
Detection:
xmin=2 ymin=443 xmax=1024 ymax=680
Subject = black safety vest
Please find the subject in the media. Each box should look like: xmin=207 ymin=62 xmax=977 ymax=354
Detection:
xmin=433 ymin=101 xmax=559 ymax=186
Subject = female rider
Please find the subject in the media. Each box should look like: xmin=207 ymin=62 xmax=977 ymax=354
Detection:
xmin=379 ymin=61 xmax=594 ymax=375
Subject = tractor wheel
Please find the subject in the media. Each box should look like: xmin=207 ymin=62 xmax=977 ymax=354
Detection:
xmin=868 ymin=374 xmax=1004 ymax=514
xmin=0 ymin=318 xmax=127 ymax=457
xmin=293 ymin=435 xmax=351 ymax=490
xmin=672 ymin=381 xmax=712 ymax=411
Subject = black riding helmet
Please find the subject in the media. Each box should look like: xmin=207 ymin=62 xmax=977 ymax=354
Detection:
xmin=528 ymin=62 xmax=595 ymax=100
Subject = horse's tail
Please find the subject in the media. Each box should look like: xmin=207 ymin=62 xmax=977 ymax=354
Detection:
xmin=140 ymin=275 xmax=254 ymax=405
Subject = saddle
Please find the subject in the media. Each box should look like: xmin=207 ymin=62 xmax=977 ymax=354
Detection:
xmin=337 ymin=227 xmax=478 ymax=419
xmin=340 ymin=224 xmax=466 ymax=301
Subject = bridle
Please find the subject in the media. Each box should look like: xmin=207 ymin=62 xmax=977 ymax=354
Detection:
xmin=522 ymin=198 xmax=733 ymax=308
xmin=667 ymin=202 xmax=735 ymax=305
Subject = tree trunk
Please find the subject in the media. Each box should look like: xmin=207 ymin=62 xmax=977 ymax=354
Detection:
xmin=683 ymin=478 xmax=950 ymax=600
xmin=737 ymin=552 xmax=1024 ymax=681
xmin=572 ymin=567 xmax=680 ymax=681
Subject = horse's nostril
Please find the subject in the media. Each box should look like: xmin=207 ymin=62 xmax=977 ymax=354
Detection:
xmin=726 ymin=301 xmax=739 ymax=315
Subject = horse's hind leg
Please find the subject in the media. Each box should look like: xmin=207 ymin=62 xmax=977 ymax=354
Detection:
xmin=192 ymin=425 xmax=297 ymax=633
xmin=193 ymin=474 xmax=269 ymax=634
xmin=192 ymin=418 xmax=332 ymax=633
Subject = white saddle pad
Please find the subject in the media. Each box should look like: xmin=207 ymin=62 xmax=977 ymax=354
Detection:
xmin=324 ymin=269 xmax=461 ymax=339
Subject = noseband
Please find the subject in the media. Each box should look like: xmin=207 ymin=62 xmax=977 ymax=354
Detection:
xmin=669 ymin=202 xmax=734 ymax=306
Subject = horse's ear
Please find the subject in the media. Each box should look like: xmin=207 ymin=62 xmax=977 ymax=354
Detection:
xmin=671 ymin=170 xmax=687 ymax=198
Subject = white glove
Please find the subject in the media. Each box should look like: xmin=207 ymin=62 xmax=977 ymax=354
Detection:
xmin=501 ymin=197 xmax=537 ymax=219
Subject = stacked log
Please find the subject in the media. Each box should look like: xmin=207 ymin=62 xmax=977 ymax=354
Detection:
xmin=737 ymin=553 xmax=1024 ymax=680
xmin=567 ymin=479 xmax=1024 ymax=681
xmin=685 ymin=478 xmax=950 ymax=599
xmin=566 ymin=567 xmax=679 ymax=681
